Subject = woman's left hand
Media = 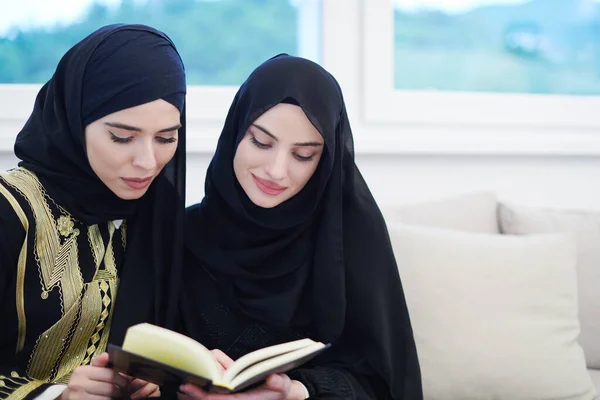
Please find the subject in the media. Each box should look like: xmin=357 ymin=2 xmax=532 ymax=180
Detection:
xmin=126 ymin=376 xmax=161 ymax=399
xmin=177 ymin=373 xmax=306 ymax=400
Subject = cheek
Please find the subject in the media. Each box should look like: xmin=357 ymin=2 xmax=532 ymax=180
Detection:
xmin=234 ymin=142 xmax=262 ymax=172
xmin=291 ymin=162 xmax=320 ymax=189
xmin=155 ymin=144 xmax=178 ymax=168
xmin=87 ymin=139 xmax=127 ymax=174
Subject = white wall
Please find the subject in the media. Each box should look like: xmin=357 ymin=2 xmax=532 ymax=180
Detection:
xmin=2 ymin=0 xmax=600 ymax=212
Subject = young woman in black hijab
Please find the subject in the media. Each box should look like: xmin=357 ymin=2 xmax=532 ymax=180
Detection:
xmin=0 ymin=24 xmax=186 ymax=399
xmin=181 ymin=55 xmax=422 ymax=400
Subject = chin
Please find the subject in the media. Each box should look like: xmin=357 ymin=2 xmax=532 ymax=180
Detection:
xmin=248 ymin=193 xmax=282 ymax=209
xmin=113 ymin=188 xmax=149 ymax=200
xmin=256 ymin=201 xmax=279 ymax=209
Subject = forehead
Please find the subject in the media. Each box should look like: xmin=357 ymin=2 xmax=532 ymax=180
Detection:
xmin=252 ymin=103 xmax=323 ymax=142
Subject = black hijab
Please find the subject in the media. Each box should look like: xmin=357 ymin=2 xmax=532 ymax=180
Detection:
xmin=185 ymin=55 xmax=421 ymax=399
xmin=14 ymin=24 xmax=187 ymax=344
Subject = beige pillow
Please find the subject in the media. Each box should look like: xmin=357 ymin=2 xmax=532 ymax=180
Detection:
xmin=390 ymin=224 xmax=595 ymax=400
xmin=589 ymin=369 xmax=600 ymax=397
xmin=499 ymin=203 xmax=600 ymax=369
xmin=382 ymin=192 xmax=499 ymax=233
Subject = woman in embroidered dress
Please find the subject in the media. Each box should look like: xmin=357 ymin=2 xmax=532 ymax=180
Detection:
xmin=0 ymin=24 xmax=186 ymax=399
xmin=179 ymin=55 xmax=422 ymax=400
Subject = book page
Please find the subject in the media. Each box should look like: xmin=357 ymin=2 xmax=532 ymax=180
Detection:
xmin=108 ymin=344 xmax=215 ymax=390
xmin=122 ymin=323 xmax=220 ymax=380
xmin=221 ymin=338 xmax=316 ymax=383
xmin=224 ymin=342 xmax=327 ymax=391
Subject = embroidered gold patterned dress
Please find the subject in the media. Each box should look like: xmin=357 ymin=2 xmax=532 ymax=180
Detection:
xmin=0 ymin=168 xmax=126 ymax=399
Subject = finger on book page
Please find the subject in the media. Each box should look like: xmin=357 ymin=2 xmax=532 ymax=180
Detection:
xmin=211 ymin=349 xmax=235 ymax=371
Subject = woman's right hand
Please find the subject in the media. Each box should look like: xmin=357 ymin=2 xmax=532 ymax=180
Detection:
xmin=58 ymin=353 xmax=130 ymax=399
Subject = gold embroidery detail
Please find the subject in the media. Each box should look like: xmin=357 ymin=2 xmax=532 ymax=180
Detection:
xmin=0 ymin=168 xmax=119 ymax=384
xmin=103 ymin=222 xmax=118 ymax=276
xmin=121 ymin=220 xmax=127 ymax=249
xmin=54 ymin=374 xmax=71 ymax=385
xmin=0 ymin=169 xmax=83 ymax=309
xmin=0 ymin=371 xmax=41 ymax=400
xmin=0 ymin=372 xmax=29 ymax=385
xmin=82 ymin=223 xmax=118 ymax=364
xmin=55 ymin=286 xmax=101 ymax=378
xmin=0 ymin=381 xmax=44 ymax=400
xmin=57 ymin=215 xmax=74 ymax=237
xmin=88 ymin=225 xmax=105 ymax=269
xmin=0 ymin=178 xmax=29 ymax=353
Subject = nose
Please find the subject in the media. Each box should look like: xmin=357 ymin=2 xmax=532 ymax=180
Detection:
xmin=264 ymin=151 xmax=287 ymax=181
xmin=132 ymin=138 xmax=157 ymax=171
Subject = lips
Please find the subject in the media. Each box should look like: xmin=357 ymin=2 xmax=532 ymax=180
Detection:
xmin=121 ymin=176 xmax=153 ymax=190
xmin=252 ymin=174 xmax=287 ymax=196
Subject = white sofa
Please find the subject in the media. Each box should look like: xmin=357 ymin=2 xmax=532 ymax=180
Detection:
xmin=382 ymin=192 xmax=600 ymax=400
xmin=593 ymin=371 xmax=600 ymax=399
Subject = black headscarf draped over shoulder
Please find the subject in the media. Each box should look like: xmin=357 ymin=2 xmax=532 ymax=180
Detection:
xmin=14 ymin=24 xmax=187 ymax=344
xmin=185 ymin=54 xmax=422 ymax=399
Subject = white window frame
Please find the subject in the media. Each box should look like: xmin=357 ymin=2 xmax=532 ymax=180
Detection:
xmin=357 ymin=0 xmax=600 ymax=155
xmin=364 ymin=0 xmax=600 ymax=127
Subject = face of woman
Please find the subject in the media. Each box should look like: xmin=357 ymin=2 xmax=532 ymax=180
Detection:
xmin=85 ymin=99 xmax=180 ymax=200
xmin=233 ymin=103 xmax=324 ymax=209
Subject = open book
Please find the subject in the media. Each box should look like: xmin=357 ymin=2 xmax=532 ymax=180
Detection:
xmin=107 ymin=323 xmax=329 ymax=393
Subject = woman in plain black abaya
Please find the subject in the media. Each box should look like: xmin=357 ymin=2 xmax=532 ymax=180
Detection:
xmin=0 ymin=24 xmax=186 ymax=399
xmin=181 ymin=55 xmax=422 ymax=400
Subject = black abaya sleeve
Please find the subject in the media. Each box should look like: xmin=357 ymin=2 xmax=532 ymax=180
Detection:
xmin=289 ymin=366 xmax=384 ymax=399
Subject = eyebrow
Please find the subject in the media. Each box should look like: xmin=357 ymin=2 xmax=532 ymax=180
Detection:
xmin=251 ymin=123 xmax=323 ymax=147
xmin=105 ymin=122 xmax=182 ymax=134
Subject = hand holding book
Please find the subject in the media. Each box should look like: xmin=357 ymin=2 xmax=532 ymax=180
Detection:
xmin=178 ymin=373 xmax=294 ymax=399
xmin=176 ymin=349 xmax=308 ymax=399
xmin=107 ymin=323 xmax=328 ymax=394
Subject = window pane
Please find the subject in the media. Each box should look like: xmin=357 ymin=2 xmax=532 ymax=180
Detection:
xmin=393 ymin=0 xmax=600 ymax=95
xmin=0 ymin=0 xmax=320 ymax=85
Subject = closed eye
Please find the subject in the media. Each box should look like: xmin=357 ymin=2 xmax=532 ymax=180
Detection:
xmin=110 ymin=132 xmax=133 ymax=144
xmin=250 ymin=135 xmax=271 ymax=149
xmin=156 ymin=136 xmax=177 ymax=144
xmin=294 ymin=153 xmax=314 ymax=162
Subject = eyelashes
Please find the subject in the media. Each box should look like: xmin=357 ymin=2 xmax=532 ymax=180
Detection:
xmin=249 ymin=135 xmax=315 ymax=162
xmin=109 ymin=132 xmax=177 ymax=144
xmin=294 ymin=154 xmax=314 ymax=162
xmin=110 ymin=132 xmax=131 ymax=143
xmin=250 ymin=135 xmax=270 ymax=149
xmin=156 ymin=137 xmax=177 ymax=144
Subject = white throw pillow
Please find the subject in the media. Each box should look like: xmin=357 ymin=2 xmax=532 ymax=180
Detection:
xmin=499 ymin=203 xmax=600 ymax=369
xmin=382 ymin=192 xmax=499 ymax=233
xmin=390 ymin=224 xmax=596 ymax=400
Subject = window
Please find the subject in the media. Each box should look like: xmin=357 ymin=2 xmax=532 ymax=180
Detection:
xmin=362 ymin=0 xmax=600 ymax=129
xmin=2 ymin=0 xmax=599 ymax=156
xmin=0 ymin=0 xmax=321 ymax=86
xmin=393 ymin=0 xmax=600 ymax=95
xmin=0 ymin=0 xmax=321 ymax=151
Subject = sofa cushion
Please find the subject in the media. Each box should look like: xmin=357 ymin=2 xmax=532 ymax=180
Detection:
xmin=382 ymin=192 xmax=499 ymax=233
xmin=389 ymin=223 xmax=595 ymax=400
xmin=589 ymin=369 xmax=600 ymax=399
xmin=499 ymin=203 xmax=600 ymax=369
